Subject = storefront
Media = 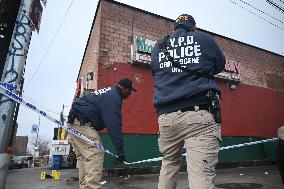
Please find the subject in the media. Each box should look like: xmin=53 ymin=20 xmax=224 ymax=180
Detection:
xmin=75 ymin=0 xmax=284 ymax=168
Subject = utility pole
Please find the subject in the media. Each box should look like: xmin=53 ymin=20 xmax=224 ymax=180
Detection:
xmin=0 ymin=0 xmax=34 ymax=187
xmin=58 ymin=104 xmax=67 ymax=140
xmin=0 ymin=0 xmax=21 ymax=77
xmin=32 ymin=116 xmax=40 ymax=167
xmin=8 ymin=77 xmax=24 ymax=149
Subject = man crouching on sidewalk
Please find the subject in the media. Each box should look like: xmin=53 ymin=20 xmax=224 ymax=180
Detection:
xmin=67 ymin=78 xmax=137 ymax=189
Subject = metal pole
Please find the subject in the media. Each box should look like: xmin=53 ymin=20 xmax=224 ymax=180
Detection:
xmin=58 ymin=104 xmax=66 ymax=140
xmin=37 ymin=116 xmax=40 ymax=154
xmin=8 ymin=77 xmax=24 ymax=147
xmin=0 ymin=0 xmax=22 ymax=77
xmin=0 ymin=0 xmax=33 ymax=187
xmin=32 ymin=116 xmax=40 ymax=167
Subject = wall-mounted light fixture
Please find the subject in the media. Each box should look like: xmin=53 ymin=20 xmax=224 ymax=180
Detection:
xmin=87 ymin=71 xmax=94 ymax=81
xmin=86 ymin=71 xmax=94 ymax=90
xmin=228 ymin=81 xmax=238 ymax=91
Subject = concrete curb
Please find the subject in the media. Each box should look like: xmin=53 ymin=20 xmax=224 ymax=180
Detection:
xmin=102 ymin=160 xmax=276 ymax=178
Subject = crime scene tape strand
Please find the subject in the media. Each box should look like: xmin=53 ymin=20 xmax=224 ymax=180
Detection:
xmin=124 ymin=137 xmax=278 ymax=164
xmin=0 ymin=82 xmax=117 ymax=159
xmin=0 ymin=82 xmax=278 ymax=165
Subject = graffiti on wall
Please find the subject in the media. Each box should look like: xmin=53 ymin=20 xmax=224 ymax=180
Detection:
xmin=0 ymin=10 xmax=32 ymax=124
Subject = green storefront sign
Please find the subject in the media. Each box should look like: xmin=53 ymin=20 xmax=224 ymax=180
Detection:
xmin=135 ymin=36 xmax=155 ymax=54
xmin=132 ymin=36 xmax=156 ymax=64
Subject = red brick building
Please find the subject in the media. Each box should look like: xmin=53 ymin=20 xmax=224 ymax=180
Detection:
xmin=13 ymin=136 xmax=28 ymax=156
xmin=75 ymin=0 xmax=284 ymax=167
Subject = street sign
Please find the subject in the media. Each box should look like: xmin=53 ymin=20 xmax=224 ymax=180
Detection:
xmin=31 ymin=124 xmax=39 ymax=133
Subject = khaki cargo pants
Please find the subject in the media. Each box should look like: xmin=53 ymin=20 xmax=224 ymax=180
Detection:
xmin=70 ymin=118 xmax=104 ymax=189
xmin=158 ymin=110 xmax=221 ymax=189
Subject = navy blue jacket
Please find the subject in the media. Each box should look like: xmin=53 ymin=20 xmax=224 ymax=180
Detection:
xmin=151 ymin=25 xmax=226 ymax=115
xmin=71 ymin=86 xmax=124 ymax=153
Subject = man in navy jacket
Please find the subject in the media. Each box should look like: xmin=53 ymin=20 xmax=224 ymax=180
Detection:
xmin=151 ymin=14 xmax=226 ymax=189
xmin=68 ymin=78 xmax=136 ymax=189
xmin=277 ymin=126 xmax=284 ymax=184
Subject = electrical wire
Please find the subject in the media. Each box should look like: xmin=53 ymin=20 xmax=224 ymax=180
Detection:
xmin=24 ymin=0 xmax=75 ymax=90
xmin=266 ymin=0 xmax=284 ymax=13
xmin=230 ymin=0 xmax=284 ymax=31
xmin=237 ymin=0 xmax=283 ymax=24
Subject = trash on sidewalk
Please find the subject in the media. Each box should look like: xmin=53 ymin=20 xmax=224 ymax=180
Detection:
xmin=101 ymin=181 xmax=107 ymax=185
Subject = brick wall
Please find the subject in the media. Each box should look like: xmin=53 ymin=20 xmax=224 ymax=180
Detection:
xmin=98 ymin=0 xmax=172 ymax=67
xmin=215 ymin=36 xmax=284 ymax=90
xmin=78 ymin=3 xmax=102 ymax=90
xmin=80 ymin=0 xmax=284 ymax=137
xmin=97 ymin=63 xmax=157 ymax=135
xmin=13 ymin=136 xmax=28 ymax=156
xmin=219 ymin=80 xmax=284 ymax=137
xmin=87 ymin=0 xmax=284 ymax=91
xmin=97 ymin=63 xmax=284 ymax=137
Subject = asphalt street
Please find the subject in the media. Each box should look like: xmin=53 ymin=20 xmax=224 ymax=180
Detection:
xmin=6 ymin=165 xmax=283 ymax=189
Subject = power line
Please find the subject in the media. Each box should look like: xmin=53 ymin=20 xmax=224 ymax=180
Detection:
xmin=25 ymin=0 xmax=74 ymax=90
xmin=266 ymin=0 xmax=284 ymax=13
xmin=237 ymin=0 xmax=284 ymax=24
xmin=230 ymin=0 xmax=284 ymax=31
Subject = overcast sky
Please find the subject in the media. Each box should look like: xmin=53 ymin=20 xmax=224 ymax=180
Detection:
xmin=16 ymin=0 xmax=284 ymax=148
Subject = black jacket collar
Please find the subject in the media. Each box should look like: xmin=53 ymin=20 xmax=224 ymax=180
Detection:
xmin=115 ymin=85 xmax=123 ymax=98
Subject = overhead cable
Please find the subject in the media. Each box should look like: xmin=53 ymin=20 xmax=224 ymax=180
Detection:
xmin=237 ymin=0 xmax=283 ymax=24
xmin=230 ymin=0 xmax=284 ymax=31
xmin=266 ymin=0 xmax=284 ymax=13
xmin=25 ymin=0 xmax=75 ymax=90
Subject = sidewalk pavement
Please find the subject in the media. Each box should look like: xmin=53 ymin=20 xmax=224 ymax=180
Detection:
xmin=6 ymin=165 xmax=283 ymax=189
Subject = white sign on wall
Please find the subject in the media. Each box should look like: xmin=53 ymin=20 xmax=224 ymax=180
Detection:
xmin=216 ymin=60 xmax=241 ymax=82
xmin=51 ymin=140 xmax=70 ymax=156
